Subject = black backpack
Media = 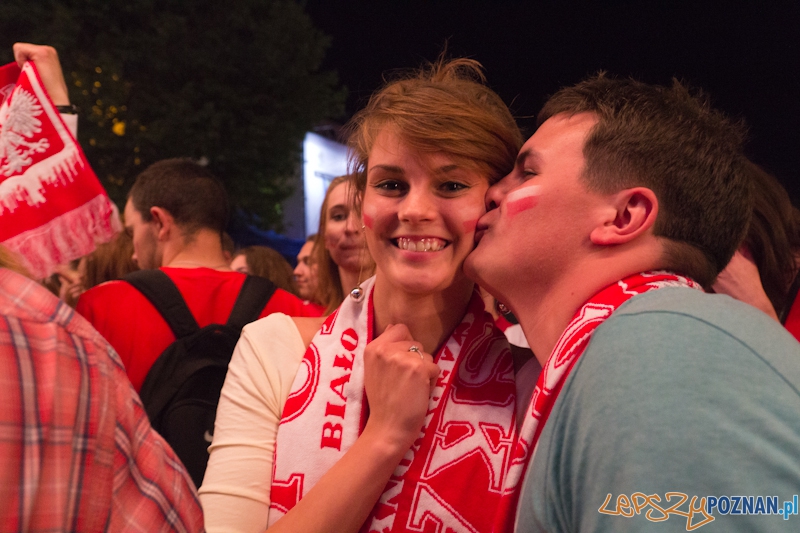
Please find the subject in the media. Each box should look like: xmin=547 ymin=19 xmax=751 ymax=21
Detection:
xmin=124 ymin=269 xmax=276 ymax=488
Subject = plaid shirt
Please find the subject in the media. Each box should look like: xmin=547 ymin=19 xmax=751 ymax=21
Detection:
xmin=0 ymin=268 xmax=204 ymax=532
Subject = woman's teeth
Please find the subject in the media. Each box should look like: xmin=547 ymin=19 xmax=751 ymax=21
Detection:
xmin=396 ymin=237 xmax=446 ymax=252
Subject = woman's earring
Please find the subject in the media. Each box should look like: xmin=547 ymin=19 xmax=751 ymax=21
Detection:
xmin=350 ymin=227 xmax=368 ymax=302
xmin=350 ymin=285 xmax=364 ymax=301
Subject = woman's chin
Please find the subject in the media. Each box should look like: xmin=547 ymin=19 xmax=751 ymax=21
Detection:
xmin=336 ymin=256 xmax=369 ymax=273
xmin=386 ymin=270 xmax=467 ymax=297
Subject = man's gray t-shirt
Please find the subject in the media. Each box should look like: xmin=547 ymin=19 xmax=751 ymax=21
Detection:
xmin=517 ymin=288 xmax=800 ymax=532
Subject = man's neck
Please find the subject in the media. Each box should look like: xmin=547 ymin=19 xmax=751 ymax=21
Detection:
xmin=514 ymin=278 xmax=595 ymax=367
xmin=161 ymin=228 xmax=231 ymax=271
xmin=514 ymin=251 xmax=663 ymax=366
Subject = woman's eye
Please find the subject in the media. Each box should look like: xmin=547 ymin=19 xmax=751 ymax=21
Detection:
xmin=374 ymin=180 xmax=406 ymax=193
xmin=441 ymin=181 xmax=468 ymax=193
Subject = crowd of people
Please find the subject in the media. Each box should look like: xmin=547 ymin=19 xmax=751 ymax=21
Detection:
xmin=1 ymin=42 xmax=799 ymax=533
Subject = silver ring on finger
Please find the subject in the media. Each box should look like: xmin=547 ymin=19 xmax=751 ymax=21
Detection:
xmin=408 ymin=345 xmax=423 ymax=360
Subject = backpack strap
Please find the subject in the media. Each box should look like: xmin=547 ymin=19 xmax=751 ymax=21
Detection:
xmin=226 ymin=275 xmax=277 ymax=330
xmin=124 ymin=270 xmax=200 ymax=338
xmin=137 ymin=274 xmax=275 ymax=424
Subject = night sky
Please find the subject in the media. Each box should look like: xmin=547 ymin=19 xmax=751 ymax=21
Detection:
xmin=305 ymin=0 xmax=800 ymax=203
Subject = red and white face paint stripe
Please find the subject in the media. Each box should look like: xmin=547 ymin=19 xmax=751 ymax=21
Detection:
xmin=505 ymin=184 xmax=541 ymax=217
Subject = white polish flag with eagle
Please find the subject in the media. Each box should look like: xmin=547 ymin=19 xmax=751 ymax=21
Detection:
xmin=0 ymin=61 xmax=120 ymax=279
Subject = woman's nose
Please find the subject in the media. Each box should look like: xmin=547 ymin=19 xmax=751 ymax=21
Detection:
xmin=345 ymin=212 xmax=361 ymax=233
xmin=399 ymin=188 xmax=435 ymax=223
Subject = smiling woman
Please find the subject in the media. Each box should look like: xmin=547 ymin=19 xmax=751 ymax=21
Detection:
xmin=200 ymin=55 xmax=524 ymax=533
xmin=360 ymin=127 xmax=490 ymax=299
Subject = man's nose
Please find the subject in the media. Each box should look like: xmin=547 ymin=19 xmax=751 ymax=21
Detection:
xmin=485 ymin=174 xmax=512 ymax=211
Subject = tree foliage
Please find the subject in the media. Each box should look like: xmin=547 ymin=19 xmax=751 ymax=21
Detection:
xmin=0 ymin=0 xmax=345 ymax=230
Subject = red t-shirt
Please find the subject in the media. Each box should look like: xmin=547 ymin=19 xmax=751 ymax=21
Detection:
xmin=77 ymin=267 xmax=312 ymax=391
xmin=783 ymin=296 xmax=800 ymax=342
xmin=301 ymin=300 xmax=326 ymax=317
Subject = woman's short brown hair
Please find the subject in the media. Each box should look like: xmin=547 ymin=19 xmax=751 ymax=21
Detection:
xmin=345 ymin=54 xmax=523 ymax=205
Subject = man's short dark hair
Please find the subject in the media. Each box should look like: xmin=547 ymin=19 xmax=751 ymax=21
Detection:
xmin=539 ymin=74 xmax=752 ymax=287
xmin=128 ymin=158 xmax=229 ymax=236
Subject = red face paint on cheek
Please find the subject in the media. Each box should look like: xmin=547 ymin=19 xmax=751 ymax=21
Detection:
xmin=507 ymin=196 xmax=538 ymax=216
xmin=363 ymin=212 xmax=374 ymax=229
xmin=505 ymin=185 xmax=541 ymax=217
xmin=462 ymin=218 xmax=478 ymax=233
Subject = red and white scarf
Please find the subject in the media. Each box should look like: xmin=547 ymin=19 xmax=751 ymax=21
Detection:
xmin=492 ymin=271 xmax=703 ymax=532
xmin=0 ymin=61 xmax=120 ymax=279
xmin=270 ymin=275 xmax=518 ymax=532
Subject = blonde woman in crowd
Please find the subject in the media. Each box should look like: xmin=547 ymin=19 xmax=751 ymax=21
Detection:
xmin=312 ymin=174 xmax=375 ymax=314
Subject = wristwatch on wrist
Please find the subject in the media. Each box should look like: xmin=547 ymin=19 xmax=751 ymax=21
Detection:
xmin=55 ymin=104 xmax=78 ymax=115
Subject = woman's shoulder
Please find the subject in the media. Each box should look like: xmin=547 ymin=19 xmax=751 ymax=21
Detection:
xmin=291 ymin=316 xmax=327 ymax=348
xmin=240 ymin=313 xmax=324 ymax=358
xmin=243 ymin=311 xmax=295 ymax=336
xmin=241 ymin=313 xmax=305 ymax=361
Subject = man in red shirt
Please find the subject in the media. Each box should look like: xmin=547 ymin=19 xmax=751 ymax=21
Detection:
xmin=77 ymin=158 xmax=311 ymax=391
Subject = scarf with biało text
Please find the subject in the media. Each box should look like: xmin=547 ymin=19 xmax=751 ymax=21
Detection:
xmin=0 ymin=61 xmax=119 ymax=279
xmin=269 ymin=275 xmax=518 ymax=532
xmin=492 ymin=270 xmax=703 ymax=532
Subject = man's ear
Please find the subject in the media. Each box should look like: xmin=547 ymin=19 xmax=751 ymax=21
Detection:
xmin=590 ymin=187 xmax=658 ymax=245
xmin=149 ymin=206 xmax=174 ymax=242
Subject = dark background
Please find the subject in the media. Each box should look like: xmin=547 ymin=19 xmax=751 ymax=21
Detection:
xmin=305 ymin=0 xmax=800 ymax=203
